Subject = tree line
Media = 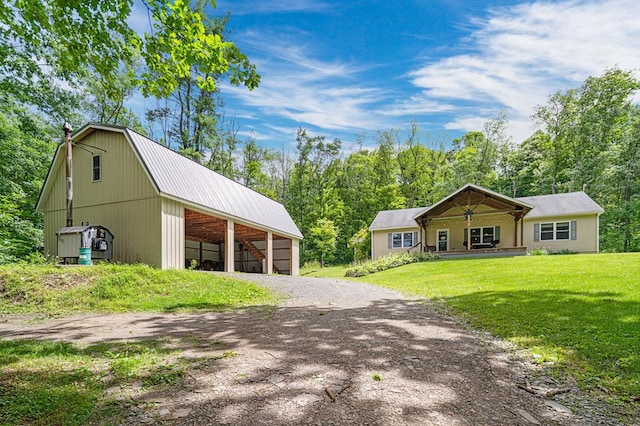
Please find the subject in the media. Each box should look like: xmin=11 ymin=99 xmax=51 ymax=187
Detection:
xmin=214 ymin=68 xmax=640 ymax=264
xmin=0 ymin=1 xmax=637 ymax=264
xmin=3 ymin=68 xmax=638 ymax=265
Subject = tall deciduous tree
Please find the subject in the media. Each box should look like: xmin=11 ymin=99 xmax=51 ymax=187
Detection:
xmin=396 ymin=122 xmax=447 ymax=208
xmin=240 ymin=138 xmax=275 ymax=199
xmin=533 ymin=68 xmax=638 ymax=194
xmin=309 ymin=218 xmax=338 ymax=267
xmin=0 ymin=0 xmax=260 ymax=117
xmin=0 ymin=99 xmax=57 ymax=263
xmin=286 ymin=128 xmax=342 ymax=263
xmin=83 ymin=65 xmax=144 ymax=131
xmin=600 ymin=105 xmax=640 ymax=252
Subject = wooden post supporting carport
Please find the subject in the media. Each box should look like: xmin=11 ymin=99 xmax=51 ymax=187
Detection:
xmin=264 ymin=231 xmax=273 ymax=274
xmin=291 ymin=239 xmax=299 ymax=275
xmin=224 ymin=219 xmax=235 ymax=272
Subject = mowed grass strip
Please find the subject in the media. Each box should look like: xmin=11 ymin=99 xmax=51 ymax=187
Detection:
xmin=0 ymin=339 xmax=195 ymax=425
xmin=308 ymin=253 xmax=640 ymax=401
xmin=0 ymin=263 xmax=277 ymax=314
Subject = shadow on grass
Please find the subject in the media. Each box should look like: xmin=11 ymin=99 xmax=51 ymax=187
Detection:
xmin=442 ymin=289 xmax=640 ymax=396
xmin=160 ymin=302 xmax=240 ymax=313
xmin=1 ymin=367 xmax=100 ymax=425
xmin=0 ymin=295 xmax=637 ymax=424
xmin=0 ymin=339 xmax=186 ymax=425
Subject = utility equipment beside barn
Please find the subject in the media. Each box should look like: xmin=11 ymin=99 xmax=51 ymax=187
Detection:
xmin=57 ymin=225 xmax=114 ymax=264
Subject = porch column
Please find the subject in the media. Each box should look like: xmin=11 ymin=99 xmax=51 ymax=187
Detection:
xmin=520 ymin=217 xmax=524 ymax=248
xmin=514 ymin=217 xmax=518 ymax=247
xmin=466 ymin=213 xmax=472 ymax=251
xmin=264 ymin=231 xmax=273 ymax=274
xmin=224 ymin=219 xmax=235 ymax=272
xmin=421 ymin=219 xmax=427 ymax=252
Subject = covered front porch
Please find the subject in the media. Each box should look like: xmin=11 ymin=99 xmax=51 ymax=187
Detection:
xmin=415 ymin=184 xmax=533 ymax=255
xmin=435 ymin=246 xmax=528 ymax=258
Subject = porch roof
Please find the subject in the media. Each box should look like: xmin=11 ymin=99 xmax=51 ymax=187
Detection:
xmin=414 ymin=184 xmax=533 ymax=221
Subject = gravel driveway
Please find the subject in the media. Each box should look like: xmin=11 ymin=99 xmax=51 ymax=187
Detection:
xmin=0 ymin=273 xmax=623 ymax=425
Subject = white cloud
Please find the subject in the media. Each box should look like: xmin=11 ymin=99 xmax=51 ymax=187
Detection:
xmin=221 ymin=31 xmax=399 ymax=133
xmin=215 ymin=0 xmax=640 ymax=147
xmin=408 ymin=0 xmax=640 ymax=141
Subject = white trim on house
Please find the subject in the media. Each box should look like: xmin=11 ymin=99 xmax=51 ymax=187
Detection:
xmin=539 ymin=221 xmax=571 ymax=241
xmin=436 ymin=228 xmax=449 ymax=252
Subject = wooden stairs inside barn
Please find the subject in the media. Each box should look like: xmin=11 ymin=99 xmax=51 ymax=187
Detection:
xmin=237 ymin=237 xmax=281 ymax=274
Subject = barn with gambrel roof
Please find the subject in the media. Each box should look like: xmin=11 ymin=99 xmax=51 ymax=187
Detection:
xmin=36 ymin=123 xmax=302 ymax=274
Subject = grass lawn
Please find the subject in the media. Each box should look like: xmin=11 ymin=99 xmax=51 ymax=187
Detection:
xmin=0 ymin=263 xmax=276 ymax=315
xmin=300 ymin=264 xmax=351 ymax=279
xmin=0 ymin=337 xmax=242 ymax=425
xmin=305 ymin=253 xmax=640 ymax=403
xmin=0 ymin=263 xmax=276 ymax=425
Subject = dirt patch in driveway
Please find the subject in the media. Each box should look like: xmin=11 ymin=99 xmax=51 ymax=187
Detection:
xmin=0 ymin=273 xmax=629 ymax=425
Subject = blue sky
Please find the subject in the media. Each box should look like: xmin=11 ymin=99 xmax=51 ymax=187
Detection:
xmin=134 ymin=0 xmax=640 ymax=150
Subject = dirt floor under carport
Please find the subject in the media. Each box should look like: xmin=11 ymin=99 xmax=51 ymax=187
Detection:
xmin=0 ymin=273 xmax=628 ymax=425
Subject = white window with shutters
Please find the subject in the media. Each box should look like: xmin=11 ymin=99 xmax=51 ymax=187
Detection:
xmin=388 ymin=231 xmax=418 ymax=249
xmin=534 ymin=221 xmax=576 ymax=241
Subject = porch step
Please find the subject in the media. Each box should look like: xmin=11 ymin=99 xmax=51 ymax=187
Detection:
xmin=237 ymin=237 xmax=281 ymax=273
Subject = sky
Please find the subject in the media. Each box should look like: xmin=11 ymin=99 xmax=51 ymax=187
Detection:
xmin=134 ymin=0 xmax=640 ymax=150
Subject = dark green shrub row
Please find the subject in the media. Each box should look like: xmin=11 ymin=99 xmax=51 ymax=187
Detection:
xmin=345 ymin=252 xmax=439 ymax=277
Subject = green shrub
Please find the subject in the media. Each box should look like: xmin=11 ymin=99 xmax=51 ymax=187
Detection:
xmin=302 ymin=260 xmax=321 ymax=270
xmin=344 ymin=252 xmax=439 ymax=277
xmin=527 ymin=247 xmax=550 ymax=256
xmin=555 ymin=248 xmax=577 ymax=255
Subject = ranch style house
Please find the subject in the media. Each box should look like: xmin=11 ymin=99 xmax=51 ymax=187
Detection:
xmin=369 ymin=183 xmax=603 ymax=258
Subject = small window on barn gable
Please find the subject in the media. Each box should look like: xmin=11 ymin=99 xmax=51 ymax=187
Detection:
xmin=92 ymin=155 xmax=101 ymax=182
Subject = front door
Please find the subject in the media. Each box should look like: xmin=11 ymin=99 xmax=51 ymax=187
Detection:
xmin=437 ymin=229 xmax=449 ymax=252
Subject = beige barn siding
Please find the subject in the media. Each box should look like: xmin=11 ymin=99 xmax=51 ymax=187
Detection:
xmin=523 ymin=214 xmax=599 ymax=253
xmin=40 ymin=129 xmax=164 ymax=266
xmin=43 ymin=210 xmax=66 ymax=257
xmin=74 ymin=131 xmax=157 ymax=207
xmin=42 ymin=130 xmax=157 ymax=212
xmin=161 ymin=199 xmax=185 ymax=269
xmin=42 ymin=159 xmax=66 ymax=213
xmin=43 ymin=198 xmax=162 ymax=266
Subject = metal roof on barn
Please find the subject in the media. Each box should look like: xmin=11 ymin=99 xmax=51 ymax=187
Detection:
xmin=47 ymin=123 xmax=303 ymax=240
